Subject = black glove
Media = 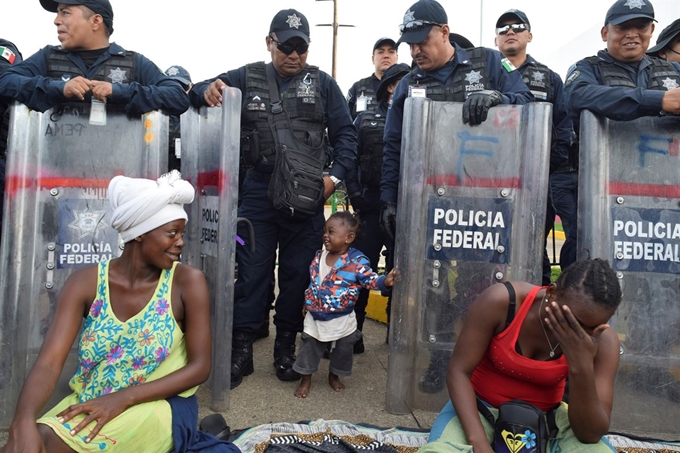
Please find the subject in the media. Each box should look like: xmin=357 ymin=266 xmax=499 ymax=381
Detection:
xmin=380 ymin=202 xmax=397 ymax=242
xmin=462 ymin=90 xmax=503 ymax=126
xmin=350 ymin=195 xmax=371 ymax=215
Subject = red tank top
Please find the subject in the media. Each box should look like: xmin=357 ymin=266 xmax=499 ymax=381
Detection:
xmin=470 ymin=285 xmax=568 ymax=411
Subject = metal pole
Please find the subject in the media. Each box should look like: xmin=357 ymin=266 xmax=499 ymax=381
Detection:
xmin=332 ymin=0 xmax=338 ymax=79
xmin=479 ymin=0 xmax=483 ymax=47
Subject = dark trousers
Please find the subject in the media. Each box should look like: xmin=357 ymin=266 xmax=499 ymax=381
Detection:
xmin=351 ymin=188 xmax=392 ymax=329
xmin=551 ymin=171 xmax=579 ymax=271
xmin=234 ymin=176 xmax=324 ymax=333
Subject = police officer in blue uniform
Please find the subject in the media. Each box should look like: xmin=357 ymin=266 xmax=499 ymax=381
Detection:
xmin=346 ymin=62 xmax=410 ymax=354
xmin=647 ymin=18 xmax=680 ymax=63
xmin=380 ymin=0 xmax=533 ymax=236
xmin=0 ymin=38 xmax=22 ymax=242
xmin=494 ymin=9 xmax=575 ymax=284
xmin=346 ymin=37 xmax=398 ymax=120
xmin=189 ymin=9 xmax=357 ymax=389
xmin=562 ymin=0 xmax=680 ymax=268
xmin=0 ymin=0 xmax=189 ymax=117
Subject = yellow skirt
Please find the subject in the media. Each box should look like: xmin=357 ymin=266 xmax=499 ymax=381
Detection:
xmin=37 ymin=393 xmax=174 ymax=452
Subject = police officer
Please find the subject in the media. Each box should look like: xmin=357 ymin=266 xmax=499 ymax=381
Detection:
xmin=164 ymin=65 xmax=193 ymax=172
xmin=494 ymin=9 xmax=575 ymax=284
xmin=647 ymin=18 xmax=680 ymax=63
xmin=562 ymin=0 xmax=680 ymax=268
xmin=347 ymin=37 xmax=398 ymax=119
xmin=380 ymin=0 xmax=533 ymax=240
xmin=189 ymin=9 xmax=357 ymax=388
xmin=0 ymin=38 xmax=22 ymax=243
xmin=0 ymin=0 xmax=189 ymax=117
xmin=346 ymin=62 xmax=410 ymax=354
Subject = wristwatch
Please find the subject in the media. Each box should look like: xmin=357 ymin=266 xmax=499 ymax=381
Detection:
xmin=329 ymin=175 xmax=343 ymax=189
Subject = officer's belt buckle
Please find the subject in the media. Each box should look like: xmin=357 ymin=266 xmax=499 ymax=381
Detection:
xmin=271 ymin=102 xmax=283 ymax=114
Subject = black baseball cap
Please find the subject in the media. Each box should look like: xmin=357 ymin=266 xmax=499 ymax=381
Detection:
xmin=647 ymin=18 xmax=680 ymax=56
xmin=165 ymin=65 xmax=192 ymax=86
xmin=270 ymin=9 xmax=310 ymax=44
xmin=397 ymin=0 xmax=448 ymax=45
xmin=450 ymin=33 xmax=474 ymax=49
xmin=373 ymin=37 xmax=396 ymax=52
xmin=496 ymin=9 xmax=531 ymax=31
xmin=40 ymin=0 xmax=114 ymax=34
xmin=604 ymin=0 xmax=656 ymax=26
xmin=377 ymin=63 xmax=410 ymax=101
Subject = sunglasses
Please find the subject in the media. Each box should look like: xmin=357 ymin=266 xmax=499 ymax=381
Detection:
xmin=496 ymin=23 xmax=529 ymax=35
xmin=399 ymin=20 xmax=443 ymax=35
xmin=269 ymin=35 xmax=309 ymax=55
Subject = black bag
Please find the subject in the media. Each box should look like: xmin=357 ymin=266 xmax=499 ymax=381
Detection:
xmin=264 ymin=64 xmax=326 ymax=219
xmin=477 ymin=398 xmax=557 ymax=453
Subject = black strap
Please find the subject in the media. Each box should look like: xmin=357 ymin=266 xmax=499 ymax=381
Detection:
xmin=265 ymin=63 xmax=283 ymax=114
xmin=502 ymin=281 xmax=516 ymax=329
xmin=476 ymin=397 xmax=496 ymax=428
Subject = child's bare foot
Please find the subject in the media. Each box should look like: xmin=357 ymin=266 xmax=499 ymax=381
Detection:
xmin=328 ymin=372 xmax=345 ymax=392
xmin=295 ymin=375 xmax=312 ymax=398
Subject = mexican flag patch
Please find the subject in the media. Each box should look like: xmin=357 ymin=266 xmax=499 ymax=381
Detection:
xmin=501 ymin=57 xmax=516 ymax=72
xmin=0 ymin=46 xmax=16 ymax=64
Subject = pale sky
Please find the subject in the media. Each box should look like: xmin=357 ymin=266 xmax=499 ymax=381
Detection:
xmin=3 ymin=0 xmax=679 ymax=94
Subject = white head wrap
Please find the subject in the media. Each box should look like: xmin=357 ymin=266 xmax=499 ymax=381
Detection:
xmin=109 ymin=170 xmax=195 ymax=243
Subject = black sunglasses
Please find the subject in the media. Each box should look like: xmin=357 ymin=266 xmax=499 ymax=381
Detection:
xmin=496 ymin=23 xmax=529 ymax=35
xmin=399 ymin=20 xmax=443 ymax=35
xmin=269 ymin=35 xmax=309 ymax=55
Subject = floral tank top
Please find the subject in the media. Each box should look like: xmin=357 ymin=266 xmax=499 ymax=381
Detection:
xmin=70 ymin=260 xmax=194 ymax=402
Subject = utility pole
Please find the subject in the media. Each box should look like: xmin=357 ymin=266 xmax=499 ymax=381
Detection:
xmin=316 ymin=0 xmax=354 ymax=80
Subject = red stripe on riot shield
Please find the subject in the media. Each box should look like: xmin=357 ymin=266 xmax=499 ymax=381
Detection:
xmin=428 ymin=175 xmax=522 ymax=188
xmin=609 ymin=182 xmax=680 ymax=198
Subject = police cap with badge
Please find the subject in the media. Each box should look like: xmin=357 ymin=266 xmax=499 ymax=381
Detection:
xmin=40 ymin=0 xmax=114 ymax=34
xmin=603 ymin=0 xmax=656 ymax=26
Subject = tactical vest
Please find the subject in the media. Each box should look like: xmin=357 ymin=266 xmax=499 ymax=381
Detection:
xmin=407 ymin=48 xmax=489 ymax=102
xmin=46 ymin=47 xmax=137 ymax=83
xmin=241 ymin=62 xmax=325 ymax=167
xmin=584 ymin=55 xmax=680 ymax=90
xmin=357 ymin=110 xmax=386 ymax=188
xmin=519 ymin=62 xmax=552 ymax=102
xmin=351 ymin=76 xmax=378 ymax=117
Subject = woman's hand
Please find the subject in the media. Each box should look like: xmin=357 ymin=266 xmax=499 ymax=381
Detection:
xmin=56 ymin=392 xmax=130 ymax=444
xmin=544 ymin=301 xmax=609 ymax=364
xmin=2 ymin=419 xmax=47 ymax=453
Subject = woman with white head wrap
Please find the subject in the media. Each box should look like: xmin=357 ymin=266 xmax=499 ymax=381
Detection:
xmin=3 ymin=172 xmax=236 ymax=452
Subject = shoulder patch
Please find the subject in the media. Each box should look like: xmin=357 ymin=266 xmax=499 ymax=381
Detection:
xmin=565 ymin=70 xmax=580 ymax=86
xmin=500 ymin=57 xmax=517 ymax=72
xmin=0 ymin=46 xmax=17 ymax=64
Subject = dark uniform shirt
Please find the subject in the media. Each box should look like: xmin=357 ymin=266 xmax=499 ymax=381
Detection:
xmin=347 ymin=74 xmax=381 ymax=120
xmin=564 ymin=49 xmax=680 ymax=127
xmin=0 ymin=43 xmax=189 ymax=116
xmin=518 ymin=55 xmax=573 ymax=171
xmin=190 ymin=65 xmax=357 ymax=182
xmin=381 ymin=44 xmax=534 ymax=204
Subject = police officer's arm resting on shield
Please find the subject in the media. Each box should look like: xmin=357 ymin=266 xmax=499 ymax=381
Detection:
xmin=0 ymin=0 xmax=189 ymax=116
xmin=563 ymin=0 xmax=680 ymax=121
xmin=0 ymin=173 xmax=222 ymax=453
xmin=189 ymin=14 xmax=357 ymax=199
xmin=379 ymin=0 xmax=533 ymax=240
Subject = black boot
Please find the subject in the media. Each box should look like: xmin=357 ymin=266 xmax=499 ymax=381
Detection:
xmin=418 ymin=349 xmax=450 ymax=394
xmin=231 ymin=330 xmax=255 ymax=389
xmin=273 ymin=329 xmax=301 ymax=381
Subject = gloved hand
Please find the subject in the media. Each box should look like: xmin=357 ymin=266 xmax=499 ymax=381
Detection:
xmin=350 ymin=195 xmax=371 ymax=214
xmin=380 ymin=202 xmax=397 ymax=242
xmin=462 ymin=90 xmax=503 ymax=126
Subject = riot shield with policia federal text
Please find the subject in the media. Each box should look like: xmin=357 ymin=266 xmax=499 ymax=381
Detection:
xmin=386 ymin=98 xmax=552 ymax=414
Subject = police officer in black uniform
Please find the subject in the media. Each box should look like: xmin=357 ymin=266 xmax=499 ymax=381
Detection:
xmin=346 ymin=37 xmax=398 ymax=120
xmin=563 ymin=0 xmax=680 ymax=268
xmin=189 ymin=9 xmax=357 ymax=389
xmin=647 ymin=18 xmax=680 ymax=63
xmin=164 ymin=65 xmax=193 ymax=172
xmin=346 ymin=62 xmax=410 ymax=354
xmin=0 ymin=0 xmax=189 ymax=117
xmin=494 ymin=9 xmax=575 ymax=284
xmin=0 ymin=38 xmax=22 ymax=242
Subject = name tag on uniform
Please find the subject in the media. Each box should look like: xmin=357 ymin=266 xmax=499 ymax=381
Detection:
xmin=409 ymin=85 xmax=426 ymax=98
xmin=356 ymin=94 xmax=368 ymax=112
xmin=174 ymin=138 xmax=182 ymax=159
xmin=89 ymin=99 xmax=107 ymax=126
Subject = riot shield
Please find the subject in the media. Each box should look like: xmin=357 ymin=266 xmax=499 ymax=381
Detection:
xmin=182 ymin=87 xmax=242 ymax=411
xmin=578 ymin=111 xmax=680 ymax=437
xmin=386 ymin=99 xmax=551 ymax=414
xmin=0 ymin=102 xmax=168 ymax=427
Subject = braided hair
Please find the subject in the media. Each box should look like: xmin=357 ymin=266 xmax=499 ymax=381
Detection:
xmin=328 ymin=211 xmax=362 ymax=244
xmin=555 ymin=259 xmax=622 ymax=309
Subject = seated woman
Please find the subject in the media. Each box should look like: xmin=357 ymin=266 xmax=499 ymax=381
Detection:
xmin=420 ymin=259 xmax=622 ymax=453
xmin=1 ymin=171 xmax=237 ymax=453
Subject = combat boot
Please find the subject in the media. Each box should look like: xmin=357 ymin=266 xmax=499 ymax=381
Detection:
xmin=273 ymin=329 xmax=301 ymax=381
xmin=418 ymin=349 xmax=450 ymax=394
xmin=231 ymin=330 xmax=255 ymax=389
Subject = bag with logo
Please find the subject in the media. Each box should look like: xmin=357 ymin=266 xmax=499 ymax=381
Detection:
xmin=477 ymin=398 xmax=557 ymax=453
